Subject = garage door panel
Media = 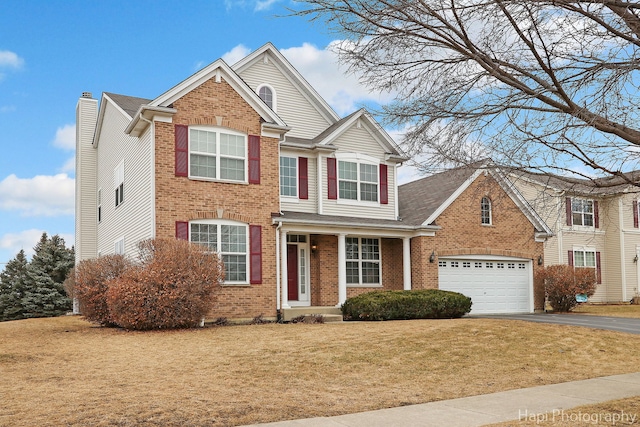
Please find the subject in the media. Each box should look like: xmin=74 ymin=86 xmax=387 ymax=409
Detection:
xmin=438 ymin=258 xmax=531 ymax=314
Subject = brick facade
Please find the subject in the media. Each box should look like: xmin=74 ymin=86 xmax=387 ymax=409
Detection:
xmin=154 ymin=77 xmax=280 ymax=319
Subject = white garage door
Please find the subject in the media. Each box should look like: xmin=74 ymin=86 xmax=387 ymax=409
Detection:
xmin=438 ymin=258 xmax=532 ymax=314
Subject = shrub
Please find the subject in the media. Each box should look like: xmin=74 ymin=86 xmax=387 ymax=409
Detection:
xmin=106 ymin=239 xmax=223 ymax=330
xmin=536 ymin=264 xmax=597 ymax=312
xmin=73 ymin=254 xmax=131 ymax=326
xmin=341 ymin=289 xmax=472 ymax=321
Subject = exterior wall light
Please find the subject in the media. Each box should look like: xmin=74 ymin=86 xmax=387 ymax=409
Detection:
xmin=429 ymin=251 xmax=436 ymax=263
xmin=538 ymin=255 xmax=543 ymax=266
xmin=634 ymin=255 xmax=638 ymax=263
xmin=311 ymin=242 xmax=318 ymax=253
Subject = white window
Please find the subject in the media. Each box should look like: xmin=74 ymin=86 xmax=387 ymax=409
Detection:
xmin=97 ymin=188 xmax=102 ymax=223
xmin=338 ymin=161 xmax=378 ymax=202
xmin=258 ymin=85 xmax=275 ymax=110
xmin=114 ymin=238 xmax=125 ymax=255
xmin=572 ymin=198 xmax=594 ymax=227
xmin=190 ymin=220 xmax=248 ymax=284
xmin=114 ymin=160 xmax=124 ymax=208
xmin=481 ymin=196 xmax=492 ymax=225
xmin=574 ymin=249 xmax=596 ymax=268
xmin=280 ymin=156 xmax=297 ymax=197
xmin=189 ymin=127 xmax=246 ymax=182
xmin=346 ymin=237 xmax=381 ymax=285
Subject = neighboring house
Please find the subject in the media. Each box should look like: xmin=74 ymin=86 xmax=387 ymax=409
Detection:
xmin=75 ymin=43 xmax=551 ymax=319
xmin=512 ymin=171 xmax=640 ymax=303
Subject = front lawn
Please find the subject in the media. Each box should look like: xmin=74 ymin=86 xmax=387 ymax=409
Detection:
xmin=573 ymin=303 xmax=640 ymax=318
xmin=2 ymin=316 xmax=640 ymax=426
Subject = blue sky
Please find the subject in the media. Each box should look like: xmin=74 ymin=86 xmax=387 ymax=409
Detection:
xmin=0 ymin=0 xmax=413 ymax=265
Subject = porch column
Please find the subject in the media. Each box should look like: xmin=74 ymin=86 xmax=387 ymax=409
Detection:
xmin=281 ymin=229 xmax=290 ymax=309
xmin=403 ymin=237 xmax=412 ymax=290
xmin=337 ymin=233 xmax=347 ymax=306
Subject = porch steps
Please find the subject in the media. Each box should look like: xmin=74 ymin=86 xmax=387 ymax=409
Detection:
xmin=282 ymin=306 xmax=343 ymax=322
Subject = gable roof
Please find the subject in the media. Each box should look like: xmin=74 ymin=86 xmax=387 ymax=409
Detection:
xmin=511 ymin=170 xmax=640 ymax=197
xmin=104 ymin=92 xmax=151 ymax=118
xmin=399 ymin=163 xmax=552 ymax=235
xmin=232 ymin=42 xmax=341 ymax=125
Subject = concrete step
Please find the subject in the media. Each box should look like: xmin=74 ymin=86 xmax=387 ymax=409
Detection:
xmin=283 ymin=306 xmax=343 ymax=321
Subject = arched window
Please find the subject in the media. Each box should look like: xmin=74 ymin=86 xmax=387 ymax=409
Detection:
xmin=481 ymin=197 xmax=492 ymax=225
xmin=258 ymin=85 xmax=275 ymax=110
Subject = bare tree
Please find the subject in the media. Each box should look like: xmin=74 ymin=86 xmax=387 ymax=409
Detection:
xmin=293 ymin=1 xmax=640 ymax=185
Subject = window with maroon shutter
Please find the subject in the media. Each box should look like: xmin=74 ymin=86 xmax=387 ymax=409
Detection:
xmin=298 ymin=157 xmax=308 ymax=200
xmin=568 ymin=250 xmax=574 ymax=266
xmin=327 ymin=157 xmax=337 ymax=200
xmin=176 ymin=221 xmax=189 ymax=240
xmin=634 ymin=201 xmax=639 ymax=228
xmin=175 ymin=124 xmax=189 ymax=177
xmin=594 ymin=200 xmax=599 ymax=228
xmin=565 ymin=197 xmax=572 ymax=226
xmin=248 ymin=135 xmax=260 ymax=184
xmin=596 ymin=251 xmax=602 ymax=284
xmin=249 ymin=224 xmax=262 ymax=284
xmin=379 ymin=164 xmax=388 ymax=204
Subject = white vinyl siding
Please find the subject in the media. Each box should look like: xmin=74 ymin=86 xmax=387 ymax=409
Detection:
xmin=95 ymin=99 xmax=154 ymax=257
xmin=236 ymin=54 xmax=334 ymax=139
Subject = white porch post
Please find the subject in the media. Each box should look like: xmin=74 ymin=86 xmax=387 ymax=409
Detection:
xmin=337 ymin=233 xmax=347 ymax=306
xmin=403 ymin=237 xmax=412 ymax=290
xmin=281 ymin=229 xmax=290 ymax=309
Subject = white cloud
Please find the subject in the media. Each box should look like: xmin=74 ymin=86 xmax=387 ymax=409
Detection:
xmin=0 ymin=229 xmax=74 ymax=260
xmin=280 ymin=42 xmax=395 ymax=116
xmin=255 ymin=0 xmax=280 ymax=11
xmin=222 ymin=44 xmax=252 ymax=66
xmin=52 ymin=124 xmax=75 ymax=150
xmin=0 ymin=50 xmax=24 ymax=69
xmin=60 ymin=156 xmax=75 ymax=174
xmin=0 ymin=174 xmax=74 ymax=217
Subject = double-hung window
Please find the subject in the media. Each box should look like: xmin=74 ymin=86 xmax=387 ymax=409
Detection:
xmin=190 ymin=221 xmax=248 ymax=283
xmin=114 ymin=161 xmax=124 ymax=208
xmin=572 ymin=198 xmax=594 ymax=227
xmin=189 ymin=128 xmax=246 ymax=182
xmin=338 ymin=161 xmax=378 ymax=202
xmin=346 ymin=237 xmax=381 ymax=285
xmin=574 ymin=249 xmax=596 ymax=269
xmin=481 ymin=197 xmax=492 ymax=225
xmin=280 ymin=156 xmax=297 ymax=197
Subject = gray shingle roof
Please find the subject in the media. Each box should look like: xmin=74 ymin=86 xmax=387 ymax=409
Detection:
xmin=398 ymin=166 xmax=477 ymax=226
xmin=105 ymin=92 xmax=152 ymax=118
xmin=511 ymin=170 xmax=640 ymax=196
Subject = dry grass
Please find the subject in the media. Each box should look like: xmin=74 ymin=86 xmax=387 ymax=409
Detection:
xmin=573 ymin=303 xmax=640 ymax=318
xmin=2 ymin=316 xmax=640 ymax=427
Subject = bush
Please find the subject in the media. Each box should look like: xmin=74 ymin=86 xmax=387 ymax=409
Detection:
xmin=73 ymin=254 xmax=131 ymax=326
xmin=341 ymin=289 xmax=472 ymax=321
xmin=536 ymin=264 xmax=597 ymax=312
xmin=106 ymin=239 xmax=223 ymax=330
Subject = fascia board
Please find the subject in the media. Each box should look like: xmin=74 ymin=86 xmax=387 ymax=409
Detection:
xmin=232 ymin=43 xmax=340 ymax=124
xmin=93 ymin=93 xmax=130 ymax=148
xmin=272 ymin=216 xmax=440 ymax=236
xmin=149 ymin=59 xmax=287 ymax=128
xmin=422 ymin=169 xmax=484 ymax=226
xmin=125 ymin=105 xmax=177 ymax=137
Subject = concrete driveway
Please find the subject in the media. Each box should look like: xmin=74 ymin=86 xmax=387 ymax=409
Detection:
xmin=476 ymin=313 xmax=640 ymax=335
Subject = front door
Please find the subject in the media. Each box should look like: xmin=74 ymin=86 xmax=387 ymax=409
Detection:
xmin=287 ymin=244 xmax=299 ymax=301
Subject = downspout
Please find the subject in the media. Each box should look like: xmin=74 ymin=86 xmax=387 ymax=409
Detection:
xmin=138 ymin=114 xmax=155 ymax=239
xmin=275 ymin=221 xmax=282 ymax=322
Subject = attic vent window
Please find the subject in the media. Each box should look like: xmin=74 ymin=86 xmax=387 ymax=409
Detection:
xmin=258 ymin=85 xmax=275 ymax=110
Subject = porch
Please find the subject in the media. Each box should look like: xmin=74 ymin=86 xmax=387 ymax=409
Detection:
xmin=281 ymin=306 xmax=343 ymax=322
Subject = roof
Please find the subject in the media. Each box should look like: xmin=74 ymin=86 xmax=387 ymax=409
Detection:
xmin=273 ymin=211 xmax=438 ymax=232
xmin=104 ymin=92 xmax=151 ymax=118
xmin=511 ymin=170 xmax=640 ymax=196
xmin=399 ymin=166 xmax=477 ymax=226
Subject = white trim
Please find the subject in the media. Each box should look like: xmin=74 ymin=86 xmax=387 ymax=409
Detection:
xmin=403 ymin=237 xmax=411 ymax=290
xmin=257 ymin=83 xmax=277 ymax=112
xmin=188 ymin=126 xmax=248 ymax=184
xmin=337 ymin=233 xmax=347 ymax=306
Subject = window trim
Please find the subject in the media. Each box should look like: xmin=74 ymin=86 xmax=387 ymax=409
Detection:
xmin=345 ymin=236 xmax=382 ymax=287
xmin=97 ymin=188 xmax=102 ymax=223
xmin=114 ymin=237 xmax=125 ymax=255
xmin=257 ymin=84 xmax=277 ymax=111
xmin=335 ymin=153 xmax=380 ymax=206
xmin=279 ymin=155 xmax=298 ymax=198
xmin=114 ymin=160 xmax=124 ymax=208
xmin=481 ymin=196 xmax=492 ymax=225
xmin=571 ymin=197 xmax=594 ymax=228
xmin=189 ymin=219 xmax=250 ymax=285
xmin=188 ymin=126 xmax=248 ymax=183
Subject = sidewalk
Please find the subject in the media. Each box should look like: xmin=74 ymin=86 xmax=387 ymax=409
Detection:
xmin=240 ymin=373 xmax=640 ymax=427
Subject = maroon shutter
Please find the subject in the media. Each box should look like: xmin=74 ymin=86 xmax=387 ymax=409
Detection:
xmin=248 ymin=135 xmax=261 ymax=184
xmin=568 ymin=250 xmax=574 ymax=266
xmin=175 ymin=124 xmax=188 ymax=177
xmin=298 ymin=157 xmax=308 ymax=200
xmin=327 ymin=158 xmax=337 ymax=200
xmin=634 ymin=201 xmax=639 ymax=228
xmin=593 ymin=200 xmax=599 ymax=228
xmin=565 ymin=197 xmax=572 ymax=226
xmin=249 ymin=225 xmax=262 ymax=284
xmin=176 ymin=221 xmax=189 ymax=241
xmin=380 ymin=163 xmax=388 ymax=205
xmin=596 ymin=251 xmax=602 ymax=284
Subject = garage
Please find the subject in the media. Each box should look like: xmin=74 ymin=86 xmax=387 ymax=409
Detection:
xmin=438 ymin=257 xmax=532 ymax=314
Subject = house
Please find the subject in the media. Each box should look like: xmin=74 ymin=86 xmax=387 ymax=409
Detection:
xmin=511 ymin=171 xmax=640 ymax=303
xmin=75 ymin=43 xmax=551 ymax=319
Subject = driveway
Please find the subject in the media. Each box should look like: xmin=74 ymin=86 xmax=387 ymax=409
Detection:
xmin=476 ymin=313 xmax=640 ymax=335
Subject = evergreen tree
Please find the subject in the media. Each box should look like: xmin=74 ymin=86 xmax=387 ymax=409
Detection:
xmin=0 ymin=233 xmax=75 ymax=321
xmin=0 ymin=250 xmax=28 ymax=321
